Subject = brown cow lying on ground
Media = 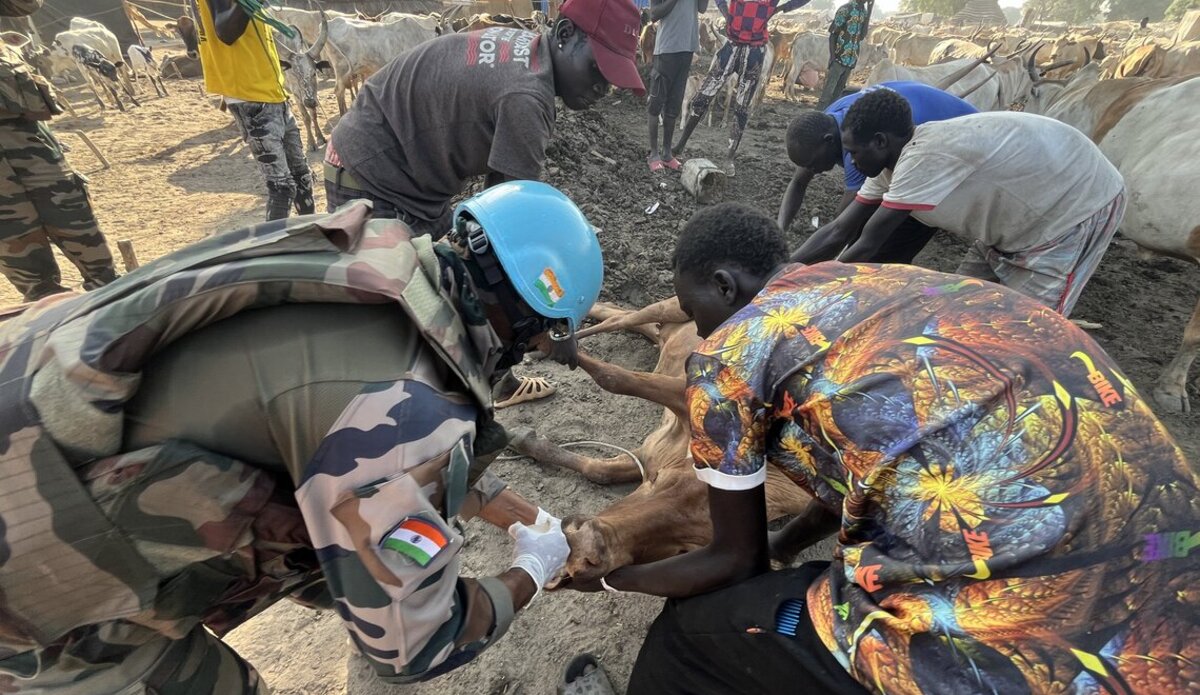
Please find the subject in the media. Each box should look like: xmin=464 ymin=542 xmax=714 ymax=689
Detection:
xmin=510 ymin=298 xmax=814 ymax=583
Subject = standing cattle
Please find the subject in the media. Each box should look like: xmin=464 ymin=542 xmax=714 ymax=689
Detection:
xmin=510 ymin=299 xmax=812 ymax=581
xmin=57 ymin=18 xmax=137 ymax=97
xmin=276 ymin=19 xmax=330 ymax=152
xmin=126 ymin=45 xmax=168 ymax=97
xmin=783 ymin=31 xmax=885 ymax=100
xmin=325 ymin=14 xmax=440 ymax=113
xmin=70 ymin=44 xmax=137 ymax=111
xmin=1026 ymin=69 xmax=1200 ymax=413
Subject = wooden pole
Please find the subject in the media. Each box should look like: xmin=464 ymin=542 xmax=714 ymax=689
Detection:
xmin=68 ymin=130 xmax=111 ymax=170
xmin=117 ymin=240 xmax=140 ymax=271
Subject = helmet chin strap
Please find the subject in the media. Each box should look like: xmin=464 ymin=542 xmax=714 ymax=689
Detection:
xmin=451 ymin=218 xmax=555 ymax=369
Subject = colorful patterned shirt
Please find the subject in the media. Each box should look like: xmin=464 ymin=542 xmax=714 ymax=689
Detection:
xmin=687 ymin=262 xmax=1200 ymax=694
xmin=830 ymin=1 xmax=868 ymax=67
xmin=715 ymin=0 xmax=811 ymax=46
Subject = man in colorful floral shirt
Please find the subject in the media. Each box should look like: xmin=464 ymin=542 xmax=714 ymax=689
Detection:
xmin=672 ymin=0 xmax=809 ymax=175
xmin=588 ymin=203 xmax=1200 ymax=694
xmin=820 ymin=0 xmax=870 ymax=107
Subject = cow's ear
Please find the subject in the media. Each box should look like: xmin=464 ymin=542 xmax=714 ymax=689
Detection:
xmin=279 ymin=58 xmax=292 ymax=70
xmin=316 ymin=60 xmax=332 ymax=71
xmin=114 ymin=60 xmax=124 ymax=67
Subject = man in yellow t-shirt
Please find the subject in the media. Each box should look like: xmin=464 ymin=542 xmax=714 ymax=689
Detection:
xmin=194 ymin=0 xmax=313 ymax=220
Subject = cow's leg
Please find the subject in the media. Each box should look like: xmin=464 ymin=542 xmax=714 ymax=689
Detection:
xmin=1153 ymin=293 xmax=1200 ymax=414
xmin=578 ymin=352 xmax=687 ymax=417
xmin=309 ymin=105 xmax=326 ymax=148
xmin=579 ymin=297 xmax=686 ymax=341
xmin=509 ymin=427 xmax=644 ymax=485
xmin=335 ymin=72 xmax=349 ymax=114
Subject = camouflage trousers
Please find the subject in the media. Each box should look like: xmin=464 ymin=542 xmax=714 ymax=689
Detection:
xmin=0 ymin=118 xmax=117 ymax=302
xmin=227 ymin=101 xmax=315 ymax=221
xmin=0 ymin=623 xmax=269 ymax=695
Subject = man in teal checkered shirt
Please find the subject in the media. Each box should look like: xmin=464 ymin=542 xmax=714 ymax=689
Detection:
xmin=820 ymin=0 xmax=870 ymax=107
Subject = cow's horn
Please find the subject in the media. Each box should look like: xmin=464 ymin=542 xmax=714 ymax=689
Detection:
xmin=1037 ymin=58 xmax=1074 ymax=76
xmin=935 ymin=41 xmax=1000 ymax=90
xmin=1002 ymin=37 xmax=1029 ymax=58
xmin=958 ymin=69 xmax=998 ymax=98
xmin=307 ymin=12 xmax=328 ymax=60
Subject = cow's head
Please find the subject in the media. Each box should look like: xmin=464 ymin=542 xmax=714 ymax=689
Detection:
xmin=554 ymin=458 xmax=710 ymax=584
xmin=276 ymin=17 xmax=329 ymax=110
xmin=169 ymin=15 xmax=199 ymax=58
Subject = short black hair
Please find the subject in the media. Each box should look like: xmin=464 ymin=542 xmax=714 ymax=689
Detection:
xmin=842 ymin=88 xmax=913 ymax=143
xmin=673 ymin=203 xmax=787 ymax=278
xmin=786 ymin=110 xmax=839 ymax=158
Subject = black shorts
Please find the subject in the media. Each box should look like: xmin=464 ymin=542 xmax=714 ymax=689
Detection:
xmin=627 ymin=562 xmax=869 ymax=695
xmin=649 ymin=51 xmax=693 ymax=119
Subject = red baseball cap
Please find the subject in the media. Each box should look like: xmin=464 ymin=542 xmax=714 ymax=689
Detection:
xmin=560 ymin=0 xmax=646 ymax=96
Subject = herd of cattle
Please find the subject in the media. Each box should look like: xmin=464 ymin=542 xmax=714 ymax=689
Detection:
xmin=0 ymin=4 xmax=1198 ymax=594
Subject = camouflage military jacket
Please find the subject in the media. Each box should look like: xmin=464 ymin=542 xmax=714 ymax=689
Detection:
xmin=0 ymin=39 xmax=61 ymax=121
xmin=0 ymin=202 xmax=501 ymax=663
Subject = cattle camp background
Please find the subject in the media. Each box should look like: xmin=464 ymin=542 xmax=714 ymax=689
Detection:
xmin=4 ymin=1 xmax=1199 ymax=693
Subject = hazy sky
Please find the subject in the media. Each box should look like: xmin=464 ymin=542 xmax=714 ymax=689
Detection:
xmin=874 ymin=0 xmax=1027 ymax=12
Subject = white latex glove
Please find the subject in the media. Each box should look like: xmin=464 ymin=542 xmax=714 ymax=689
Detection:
xmin=508 ymin=508 xmax=570 ymax=600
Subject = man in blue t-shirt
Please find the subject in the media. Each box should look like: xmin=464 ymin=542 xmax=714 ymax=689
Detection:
xmin=777 ymin=81 xmax=975 ymax=262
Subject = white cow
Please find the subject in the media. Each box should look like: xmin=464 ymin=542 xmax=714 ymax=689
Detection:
xmin=126 ymin=45 xmax=168 ymax=97
xmin=55 ymin=18 xmax=136 ymax=97
xmin=1037 ymin=74 xmax=1200 ymax=413
xmin=275 ymin=18 xmax=330 ymax=152
xmin=325 ymin=14 xmax=440 ymax=113
xmin=783 ymin=32 xmax=886 ymax=100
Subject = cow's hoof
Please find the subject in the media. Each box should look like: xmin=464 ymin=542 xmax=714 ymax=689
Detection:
xmin=507 ymin=426 xmax=539 ymax=452
xmin=1151 ymin=385 xmax=1190 ymax=414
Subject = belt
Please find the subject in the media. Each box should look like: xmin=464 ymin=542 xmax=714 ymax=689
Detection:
xmin=323 ymin=161 xmax=367 ymax=193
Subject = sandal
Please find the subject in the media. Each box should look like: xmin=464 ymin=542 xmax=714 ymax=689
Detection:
xmin=559 ymin=653 xmax=616 ymax=695
xmin=495 ymin=375 xmax=556 ymax=409
xmin=663 ymin=157 xmax=682 ymax=171
xmin=648 ymin=156 xmax=665 ymax=172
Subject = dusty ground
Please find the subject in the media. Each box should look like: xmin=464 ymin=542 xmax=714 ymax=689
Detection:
xmin=13 ymin=65 xmax=1199 ymax=694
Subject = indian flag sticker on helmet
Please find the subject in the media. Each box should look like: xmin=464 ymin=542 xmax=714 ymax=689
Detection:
xmin=380 ymin=516 xmax=448 ymax=568
xmin=534 ymin=267 xmax=565 ymax=306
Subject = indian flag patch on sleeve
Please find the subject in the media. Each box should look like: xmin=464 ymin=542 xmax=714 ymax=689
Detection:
xmin=534 ymin=267 xmax=565 ymax=306
xmin=380 ymin=516 xmax=449 ymax=568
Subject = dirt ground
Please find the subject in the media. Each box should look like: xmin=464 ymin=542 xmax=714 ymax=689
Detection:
xmin=14 ymin=65 xmax=1199 ymax=694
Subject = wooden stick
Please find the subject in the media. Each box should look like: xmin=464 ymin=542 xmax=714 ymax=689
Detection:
xmin=68 ymin=130 xmax=110 ymax=169
xmin=590 ymin=149 xmax=617 ymax=165
xmin=117 ymin=239 xmax=139 ymax=271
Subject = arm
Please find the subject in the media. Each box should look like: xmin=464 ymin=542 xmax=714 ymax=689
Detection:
xmin=604 ymin=484 xmax=769 ymax=597
xmin=776 ymin=0 xmax=811 ymax=13
xmin=837 ymin=205 xmax=910 ymax=263
xmin=295 ymin=385 xmax=544 ymax=682
xmin=768 ymin=495 xmax=839 ymax=562
xmin=650 ymin=0 xmax=683 ymax=22
xmin=485 ymin=171 xmax=516 ymax=188
xmin=488 ymin=93 xmax=553 ymax=183
xmin=836 ymin=188 xmax=857 ymax=213
xmin=778 ymin=166 xmax=815 ymax=231
xmin=827 ymin=8 xmax=843 ymax=58
xmin=790 ymin=197 xmax=877 ymax=263
xmin=715 ymin=0 xmax=730 ymax=22
xmin=207 ymin=0 xmax=251 ymax=45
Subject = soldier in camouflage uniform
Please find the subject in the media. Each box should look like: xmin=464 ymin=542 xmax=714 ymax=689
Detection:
xmin=0 ymin=0 xmax=118 ymax=301
xmin=0 ymin=181 xmax=604 ymax=692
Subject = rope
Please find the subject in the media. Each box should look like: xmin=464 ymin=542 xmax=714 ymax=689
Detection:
xmin=497 ymin=440 xmax=647 ymax=483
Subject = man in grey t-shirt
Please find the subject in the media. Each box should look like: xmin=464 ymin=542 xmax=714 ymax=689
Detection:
xmin=646 ymin=0 xmax=705 ymax=172
xmin=326 ymin=0 xmax=645 ymax=238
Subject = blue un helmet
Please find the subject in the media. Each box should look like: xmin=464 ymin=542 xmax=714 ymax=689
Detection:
xmin=454 ymin=181 xmax=602 ymax=333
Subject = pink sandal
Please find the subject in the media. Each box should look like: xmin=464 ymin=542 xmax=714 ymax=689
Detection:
xmin=648 ymin=157 xmax=665 ymax=172
xmin=663 ymin=157 xmax=682 ymax=171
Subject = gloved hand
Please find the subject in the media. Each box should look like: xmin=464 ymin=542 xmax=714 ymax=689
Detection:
xmin=509 ymin=508 xmax=570 ymax=600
